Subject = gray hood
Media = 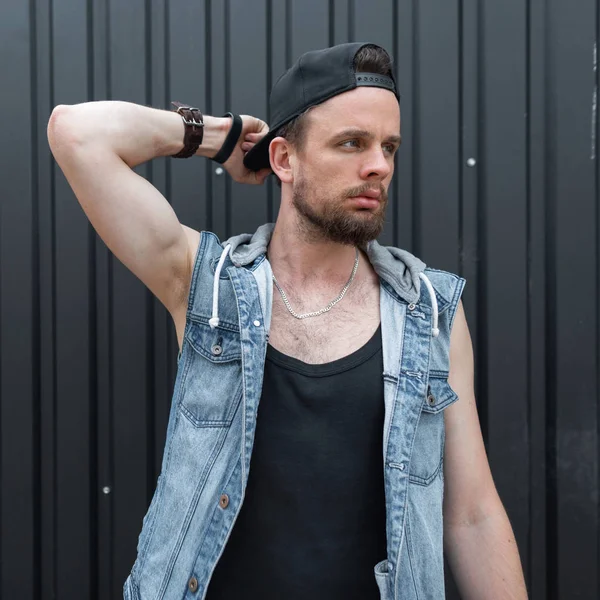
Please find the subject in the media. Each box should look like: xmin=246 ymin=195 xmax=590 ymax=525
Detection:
xmin=224 ymin=222 xmax=427 ymax=305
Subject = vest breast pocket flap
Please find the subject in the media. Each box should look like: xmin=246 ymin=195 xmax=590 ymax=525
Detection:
xmin=408 ymin=376 xmax=459 ymax=486
xmin=178 ymin=320 xmax=243 ymax=427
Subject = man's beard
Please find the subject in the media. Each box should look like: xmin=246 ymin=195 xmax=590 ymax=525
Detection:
xmin=291 ymin=176 xmax=388 ymax=246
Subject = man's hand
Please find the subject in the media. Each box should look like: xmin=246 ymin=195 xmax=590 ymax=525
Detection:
xmin=217 ymin=115 xmax=272 ymax=185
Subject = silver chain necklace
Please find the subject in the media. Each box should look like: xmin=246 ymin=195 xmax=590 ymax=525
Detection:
xmin=271 ymin=248 xmax=360 ymax=320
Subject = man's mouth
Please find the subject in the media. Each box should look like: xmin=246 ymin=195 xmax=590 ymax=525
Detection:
xmin=349 ymin=195 xmax=381 ymax=209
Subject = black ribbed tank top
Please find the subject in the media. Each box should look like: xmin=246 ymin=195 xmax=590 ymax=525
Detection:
xmin=206 ymin=324 xmax=386 ymax=599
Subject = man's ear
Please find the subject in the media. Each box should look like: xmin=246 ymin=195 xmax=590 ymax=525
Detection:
xmin=269 ymin=137 xmax=294 ymax=184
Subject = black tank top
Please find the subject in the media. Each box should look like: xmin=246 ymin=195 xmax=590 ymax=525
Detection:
xmin=206 ymin=325 xmax=386 ymax=599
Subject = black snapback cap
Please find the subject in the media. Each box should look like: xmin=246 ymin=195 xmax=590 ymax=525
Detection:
xmin=243 ymin=42 xmax=400 ymax=172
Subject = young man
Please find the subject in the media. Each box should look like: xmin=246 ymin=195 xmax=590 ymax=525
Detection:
xmin=48 ymin=43 xmax=528 ymax=599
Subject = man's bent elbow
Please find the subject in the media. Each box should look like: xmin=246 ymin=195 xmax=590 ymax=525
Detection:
xmin=47 ymin=104 xmax=84 ymax=157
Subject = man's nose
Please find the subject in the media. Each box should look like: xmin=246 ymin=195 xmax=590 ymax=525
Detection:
xmin=360 ymin=147 xmax=392 ymax=180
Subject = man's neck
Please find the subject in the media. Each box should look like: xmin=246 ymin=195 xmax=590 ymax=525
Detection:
xmin=267 ymin=217 xmax=360 ymax=288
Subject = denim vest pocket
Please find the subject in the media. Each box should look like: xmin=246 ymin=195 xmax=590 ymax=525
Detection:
xmin=178 ymin=320 xmax=243 ymax=427
xmin=408 ymin=376 xmax=458 ymax=486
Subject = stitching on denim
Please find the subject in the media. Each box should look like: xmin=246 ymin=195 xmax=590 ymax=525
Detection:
xmin=449 ymin=276 xmax=467 ymax=331
xmin=134 ymin=473 xmax=164 ymax=571
xmin=428 ymin=370 xmax=450 ymax=379
xmin=421 ymin=381 xmax=459 ymax=414
xmin=401 ymin=369 xmax=424 ymax=379
xmin=390 ymin=288 xmax=433 ymax=594
xmin=227 ymin=267 xmax=252 ymax=486
xmin=185 ymin=332 xmax=242 ymax=363
xmin=179 ymin=406 xmax=234 ymax=428
xmin=188 ymin=315 xmax=239 ymax=333
xmin=157 ymin=423 xmax=231 ymax=598
xmin=187 ymin=231 xmax=210 ymax=314
xmin=409 ymin=452 xmax=443 ymax=486
xmin=179 ymin=394 xmax=241 ymax=429
xmin=135 ymin=371 xmax=191 ymax=578
xmin=178 ymin=376 xmax=243 ymax=428
xmin=380 ymin=279 xmax=403 ymax=303
xmin=190 ymin=445 xmax=244 ymax=597
xmin=388 ymin=461 xmax=407 ymax=470
xmin=246 ymin=254 xmax=266 ymax=272
xmin=134 ymin=352 xmax=194 ymax=575
xmin=131 ymin=576 xmax=141 ymax=600
xmin=405 ymin=509 xmax=421 ymax=599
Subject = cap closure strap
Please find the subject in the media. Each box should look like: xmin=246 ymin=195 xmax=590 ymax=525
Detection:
xmin=355 ymin=72 xmax=398 ymax=96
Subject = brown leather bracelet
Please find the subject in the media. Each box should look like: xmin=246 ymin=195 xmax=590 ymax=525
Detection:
xmin=170 ymin=101 xmax=204 ymax=158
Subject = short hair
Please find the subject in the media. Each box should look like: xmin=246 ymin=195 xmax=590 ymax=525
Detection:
xmin=272 ymin=44 xmax=394 ymax=186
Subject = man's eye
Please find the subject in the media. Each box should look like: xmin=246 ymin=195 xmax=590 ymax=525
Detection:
xmin=341 ymin=140 xmax=359 ymax=148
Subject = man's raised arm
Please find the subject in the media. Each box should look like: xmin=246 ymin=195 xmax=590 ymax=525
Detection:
xmin=47 ymin=101 xmax=270 ymax=314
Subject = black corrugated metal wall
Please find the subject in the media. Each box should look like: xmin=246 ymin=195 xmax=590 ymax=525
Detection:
xmin=0 ymin=0 xmax=598 ymax=598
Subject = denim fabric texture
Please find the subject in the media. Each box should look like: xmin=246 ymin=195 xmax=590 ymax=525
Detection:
xmin=123 ymin=223 xmax=466 ymax=600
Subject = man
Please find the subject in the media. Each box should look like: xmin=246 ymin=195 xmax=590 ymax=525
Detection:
xmin=48 ymin=43 xmax=527 ymax=599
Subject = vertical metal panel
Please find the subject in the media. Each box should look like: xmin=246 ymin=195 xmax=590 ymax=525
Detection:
xmin=394 ymin=0 xmax=415 ymax=252
xmin=51 ymin=0 xmax=95 ymax=596
xmin=528 ymin=0 xmax=549 ymax=597
xmin=415 ymin=0 xmax=461 ymax=270
xmin=169 ymin=0 xmax=209 ymax=234
xmin=1 ymin=2 xmax=599 ymax=599
xmin=289 ymin=0 xmax=329 ymax=59
xmin=34 ymin=0 xmax=58 ymax=595
xmin=228 ymin=0 xmax=269 ymax=237
xmin=210 ymin=0 xmax=229 ymax=237
xmin=0 ymin=1 xmax=37 ymax=598
xmin=548 ymin=0 xmax=599 ymax=597
xmin=459 ymin=0 xmax=480 ymax=349
xmin=332 ymin=0 xmax=350 ymax=46
xmin=90 ymin=1 xmax=113 ymax=597
xmin=480 ymin=0 xmax=530 ymax=582
xmin=107 ymin=1 xmax=153 ymax=595
xmin=266 ymin=0 xmax=288 ymax=221
xmin=148 ymin=0 xmax=174 ymax=527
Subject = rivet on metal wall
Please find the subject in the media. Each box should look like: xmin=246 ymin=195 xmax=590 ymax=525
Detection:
xmin=102 ymin=486 xmax=111 ymax=495
xmin=466 ymin=158 xmax=477 ymax=167
xmin=215 ymin=167 xmax=224 ymax=175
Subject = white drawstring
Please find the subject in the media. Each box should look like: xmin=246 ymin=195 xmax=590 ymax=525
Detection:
xmin=418 ymin=273 xmax=440 ymax=337
xmin=209 ymin=244 xmax=232 ymax=329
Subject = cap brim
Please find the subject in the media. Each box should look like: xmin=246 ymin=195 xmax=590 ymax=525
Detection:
xmin=243 ymin=130 xmax=278 ymax=172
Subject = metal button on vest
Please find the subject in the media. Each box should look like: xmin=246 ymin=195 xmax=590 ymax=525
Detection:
xmin=408 ymin=302 xmax=416 ymax=310
xmin=211 ymin=344 xmax=222 ymax=356
xmin=427 ymin=393 xmax=436 ymax=406
xmin=219 ymin=493 xmax=229 ymax=508
xmin=188 ymin=576 xmax=198 ymax=593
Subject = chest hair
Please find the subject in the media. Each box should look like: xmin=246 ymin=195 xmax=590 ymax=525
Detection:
xmin=268 ymin=273 xmax=380 ymax=364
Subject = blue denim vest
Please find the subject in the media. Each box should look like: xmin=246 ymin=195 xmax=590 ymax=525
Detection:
xmin=123 ymin=223 xmax=466 ymax=600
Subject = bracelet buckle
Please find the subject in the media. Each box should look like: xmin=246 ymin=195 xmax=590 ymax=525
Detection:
xmin=175 ymin=106 xmax=204 ymax=128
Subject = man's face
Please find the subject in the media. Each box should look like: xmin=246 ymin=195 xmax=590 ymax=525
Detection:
xmin=290 ymin=86 xmax=401 ymax=246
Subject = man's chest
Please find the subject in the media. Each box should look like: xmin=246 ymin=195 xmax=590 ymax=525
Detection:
xmin=268 ymin=283 xmax=381 ymax=364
